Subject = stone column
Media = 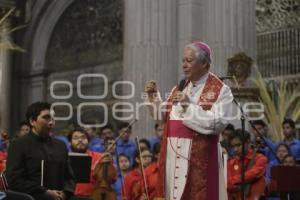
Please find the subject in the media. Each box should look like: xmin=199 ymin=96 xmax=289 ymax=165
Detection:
xmin=123 ymin=0 xmax=178 ymax=137
xmin=124 ymin=0 xmax=256 ymax=136
xmin=178 ymin=0 xmax=256 ymax=75
xmin=0 ymin=20 xmax=11 ymax=132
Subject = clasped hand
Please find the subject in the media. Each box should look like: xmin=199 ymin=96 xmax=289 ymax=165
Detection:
xmin=172 ymin=91 xmax=189 ymax=110
xmin=46 ymin=190 xmax=66 ymax=200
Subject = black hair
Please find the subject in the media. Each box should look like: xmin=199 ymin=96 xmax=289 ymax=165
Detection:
xmin=82 ymin=121 xmax=97 ymax=131
xmin=276 ymin=143 xmax=291 ymax=154
xmin=118 ymin=153 xmax=130 ymax=162
xmin=118 ymin=122 xmax=131 ymax=131
xmin=154 ymin=122 xmax=163 ymax=130
xmin=139 ymin=138 xmax=151 ymax=151
xmin=153 ymin=143 xmax=161 ymax=156
xmin=132 ymin=149 xmax=141 ymax=169
xmin=230 ymin=129 xmax=251 ymax=143
xmin=104 ymin=136 xmax=115 ymax=149
xmin=68 ymin=127 xmax=90 ymax=142
xmin=220 ymin=140 xmax=230 ymax=153
xmin=152 ymin=143 xmax=161 ymax=162
xmin=132 ymin=149 xmax=151 ymax=168
xmin=224 ymin=123 xmax=235 ymax=131
xmin=117 ymin=153 xmax=131 ymax=171
xmin=19 ymin=121 xmax=30 ymax=129
xmin=25 ymin=102 xmax=51 ymax=124
xmin=282 ymin=118 xmax=296 ymax=129
xmin=282 ymin=154 xmax=295 ymax=163
xmin=101 ymin=124 xmax=113 ymax=132
xmin=251 ymin=120 xmax=267 ymax=127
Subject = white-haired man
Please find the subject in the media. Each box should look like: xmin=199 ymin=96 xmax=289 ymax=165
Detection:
xmin=145 ymin=41 xmax=233 ymax=200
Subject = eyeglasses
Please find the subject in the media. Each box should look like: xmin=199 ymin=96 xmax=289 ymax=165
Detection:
xmin=72 ymin=136 xmax=88 ymax=140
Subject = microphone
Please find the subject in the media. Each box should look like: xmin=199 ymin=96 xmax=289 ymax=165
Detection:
xmin=178 ymin=79 xmax=186 ymax=91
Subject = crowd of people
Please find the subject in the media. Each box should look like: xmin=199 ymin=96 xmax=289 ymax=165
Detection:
xmin=0 ymin=103 xmax=299 ymax=200
xmin=222 ymin=119 xmax=300 ymax=200
xmin=0 ymin=103 xmax=300 ymax=200
xmin=0 ymin=101 xmax=164 ymax=200
xmin=0 ymin=41 xmax=299 ymax=200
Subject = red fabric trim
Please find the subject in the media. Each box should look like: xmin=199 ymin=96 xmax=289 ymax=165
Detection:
xmin=199 ymin=72 xmax=224 ymax=111
xmin=156 ymin=73 xmax=224 ymax=200
xmin=156 ymin=103 xmax=172 ymax=198
xmin=207 ymin=135 xmax=219 ymax=200
xmin=168 ymin=120 xmax=194 ymax=139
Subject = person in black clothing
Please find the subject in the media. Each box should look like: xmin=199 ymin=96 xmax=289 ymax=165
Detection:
xmin=6 ymin=102 xmax=76 ymax=200
xmin=2 ymin=191 xmax=34 ymax=200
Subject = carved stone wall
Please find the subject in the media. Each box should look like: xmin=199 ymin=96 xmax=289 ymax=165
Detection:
xmin=46 ymin=61 xmax=123 ymax=132
xmin=44 ymin=0 xmax=123 ymax=132
xmin=46 ymin=0 xmax=123 ymax=71
xmin=256 ymin=0 xmax=300 ymax=78
xmin=9 ymin=0 xmax=124 ymax=133
xmin=256 ymin=0 xmax=300 ymax=33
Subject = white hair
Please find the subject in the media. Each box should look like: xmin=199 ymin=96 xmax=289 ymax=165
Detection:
xmin=184 ymin=43 xmax=212 ymax=64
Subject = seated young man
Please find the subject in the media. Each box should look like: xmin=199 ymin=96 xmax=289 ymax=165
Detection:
xmin=227 ymin=129 xmax=267 ymax=200
xmin=68 ymin=127 xmax=116 ymax=200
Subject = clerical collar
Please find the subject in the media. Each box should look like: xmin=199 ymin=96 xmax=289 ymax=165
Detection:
xmin=191 ymin=72 xmax=209 ymax=87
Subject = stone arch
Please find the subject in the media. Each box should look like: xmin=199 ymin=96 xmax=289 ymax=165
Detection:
xmin=11 ymin=0 xmax=77 ymax=133
xmin=14 ymin=0 xmax=124 ymax=133
xmin=45 ymin=0 xmax=123 ymax=72
xmin=30 ymin=0 xmax=76 ymax=72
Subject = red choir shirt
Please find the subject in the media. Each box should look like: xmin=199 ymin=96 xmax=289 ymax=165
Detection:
xmin=145 ymin=162 xmax=158 ymax=200
xmin=122 ymin=168 xmax=145 ymax=200
xmin=0 ymin=151 xmax=7 ymax=191
xmin=227 ymin=149 xmax=267 ymax=200
xmin=0 ymin=151 xmax=7 ymax=172
xmin=74 ymin=150 xmax=102 ymax=197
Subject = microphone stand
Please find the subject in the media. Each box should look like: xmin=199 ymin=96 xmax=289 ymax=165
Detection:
xmin=232 ymin=97 xmax=281 ymax=200
xmin=233 ymin=98 xmax=246 ymax=200
xmin=135 ymin=136 xmax=150 ymax=200
xmin=220 ymin=77 xmax=280 ymax=200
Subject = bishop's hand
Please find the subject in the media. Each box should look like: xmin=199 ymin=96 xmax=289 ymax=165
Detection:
xmin=145 ymin=80 xmax=158 ymax=102
xmin=172 ymin=91 xmax=189 ymax=110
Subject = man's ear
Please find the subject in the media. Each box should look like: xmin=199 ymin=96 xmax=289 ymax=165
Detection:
xmin=204 ymin=61 xmax=210 ymax=69
xmin=199 ymin=60 xmax=209 ymax=69
xmin=29 ymin=118 xmax=35 ymax=127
